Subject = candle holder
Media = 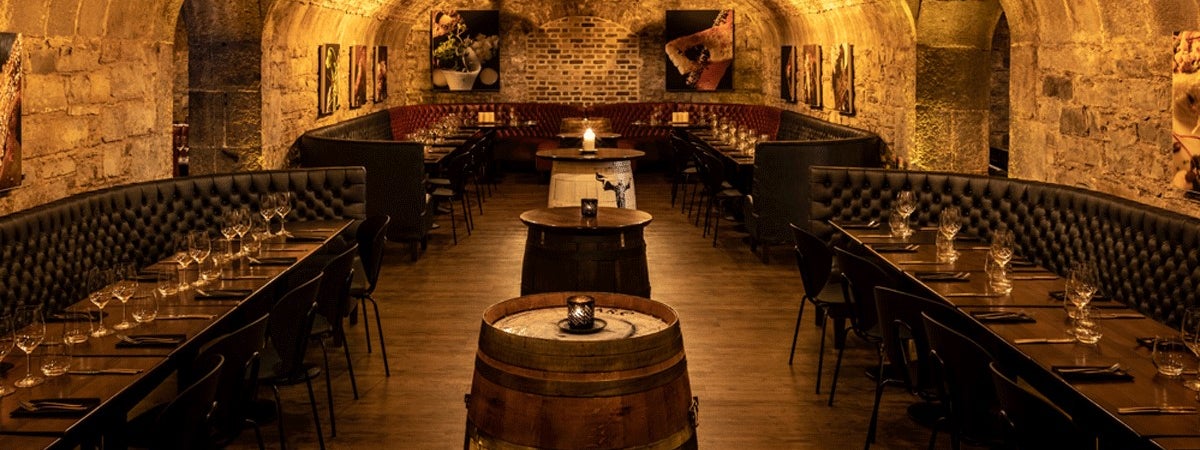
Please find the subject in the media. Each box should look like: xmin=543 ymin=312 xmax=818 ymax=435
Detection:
xmin=581 ymin=127 xmax=597 ymax=152
xmin=581 ymin=198 xmax=598 ymax=217
xmin=566 ymin=295 xmax=595 ymax=329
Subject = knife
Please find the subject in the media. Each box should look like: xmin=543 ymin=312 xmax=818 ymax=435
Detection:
xmin=156 ymin=314 xmax=216 ymax=320
xmin=67 ymin=368 xmax=143 ymax=375
xmin=1013 ymin=338 xmax=1075 ymax=344
xmin=1118 ymin=406 xmax=1199 ymax=415
xmin=1010 ymin=275 xmax=1061 ymax=281
xmin=944 ymin=292 xmax=1005 ymax=298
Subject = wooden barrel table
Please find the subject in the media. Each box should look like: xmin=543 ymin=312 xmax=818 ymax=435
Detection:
xmin=536 ymin=149 xmax=643 ymax=209
xmin=465 ymin=292 xmax=697 ymax=450
xmin=519 ymin=207 xmax=652 ymax=298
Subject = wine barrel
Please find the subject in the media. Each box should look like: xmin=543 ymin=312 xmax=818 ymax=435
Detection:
xmin=465 ymin=292 xmax=697 ymax=450
xmin=519 ymin=208 xmax=651 ymax=298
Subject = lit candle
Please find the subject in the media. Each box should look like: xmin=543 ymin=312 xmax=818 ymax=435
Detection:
xmin=567 ymin=295 xmax=595 ymax=329
xmin=582 ymin=127 xmax=596 ymax=152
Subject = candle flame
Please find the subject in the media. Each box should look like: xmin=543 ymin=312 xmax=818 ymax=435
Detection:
xmin=583 ymin=128 xmax=595 ymax=139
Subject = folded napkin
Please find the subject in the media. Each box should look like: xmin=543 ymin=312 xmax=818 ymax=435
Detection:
xmin=1118 ymin=406 xmax=1199 ymax=415
xmin=838 ymin=220 xmax=880 ymax=230
xmin=115 ymin=333 xmax=186 ymax=348
xmin=1052 ymin=365 xmax=1133 ymax=382
xmin=915 ymin=271 xmax=971 ymax=282
xmin=1049 ymin=290 xmax=1111 ymax=302
xmin=10 ymin=398 xmax=101 ymax=418
xmin=46 ymin=311 xmax=104 ymax=323
xmin=970 ymin=311 xmax=1036 ymax=323
xmin=285 ymin=235 xmax=326 ymax=243
xmin=250 ymin=257 xmax=298 ymax=266
xmin=872 ymin=244 xmax=919 ymax=253
xmin=194 ymin=289 xmax=253 ymax=299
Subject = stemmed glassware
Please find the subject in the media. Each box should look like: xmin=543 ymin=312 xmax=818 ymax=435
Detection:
xmin=259 ymin=194 xmax=277 ymax=236
xmin=233 ymin=207 xmax=252 ymax=254
xmin=988 ymin=228 xmax=1015 ymax=293
xmin=0 ymin=314 xmax=15 ymax=396
xmin=219 ymin=210 xmax=238 ymax=257
xmin=895 ymin=190 xmax=916 ymax=225
xmin=188 ymin=231 xmax=212 ymax=286
xmin=274 ymin=192 xmax=293 ymax=237
xmin=170 ymin=237 xmax=194 ymax=292
xmin=87 ymin=268 xmax=113 ymax=337
xmin=13 ymin=306 xmax=45 ymax=388
xmin=1180 ymin=307 xmax=1200 ymax=389
xmin=937 ymin=206 xmax=962 ymax=263
xmin=110 ymin=262 xmax=138 ymax=331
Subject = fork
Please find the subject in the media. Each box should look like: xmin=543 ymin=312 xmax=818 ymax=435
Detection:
xmin=19 ymin=400 xmax=88 ymax=411
xmin=117 ymin=335 xmax=178 ymax=344
xmin=1057 ymin=363 xmax=1121 ymax=373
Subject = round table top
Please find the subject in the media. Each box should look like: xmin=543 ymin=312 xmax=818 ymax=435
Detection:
xmin=482 ymin=292 xmax=678 ymax=343
xmin=535 ymin=148 xmax=645 ymax=162
xmin=520 ymin=207 xmax=652 ymax=230
xmin=556 ymin=132 xmax=622 ymax=139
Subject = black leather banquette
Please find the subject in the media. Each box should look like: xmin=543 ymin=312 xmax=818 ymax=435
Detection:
xmin=299 ymin=111 xmax=431 ymax=256
xmin=0 ymin=167 xmax=366 ymax=317
xmin=744 ymin=111 xmax=883 ymax=260
xmin=809 ymin=166 xmax=1200 ymax=326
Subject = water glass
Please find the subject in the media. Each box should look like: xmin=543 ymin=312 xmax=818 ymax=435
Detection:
xmin=1072 ymin=307 xmax=1103 ymax=344
xmin=936 ymin=233 xmax=958 ymax=263
xmin=1179 ymin=307 xmax=1200 ymax=389
xmin=938 ymin=206 xmax=962 ymax=239
xmin=40 ymin=339 xmax=70 ymax=378
xmin=199 ymin=254 xmax=223 ymax=283
xmin=131 ymin=293 xmax=159 ymax=324
xmin=0 ymin=315 xmax=15 ymax=396
xmin=985 ymin=257 xmax=1012 ymax=295
xmin=888 ymin=208 xmax=910 ymax=239
xmin=1154 ymin=336 xmax=1187 ymax=377
xmin=63 ymin=312 xmax=90 ymax=345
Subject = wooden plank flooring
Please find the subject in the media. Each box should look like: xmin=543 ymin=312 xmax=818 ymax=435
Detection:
xmin=228 ymin=172 xmax=946 ymax=449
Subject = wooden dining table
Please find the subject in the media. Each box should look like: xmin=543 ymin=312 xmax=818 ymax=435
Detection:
xmin=0 ymin=219 xmax=351 ymax=449
xmin=834 ymin=223 xmax=1200 ymax=449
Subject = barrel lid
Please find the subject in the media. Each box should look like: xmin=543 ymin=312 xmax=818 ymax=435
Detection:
xmin=482 ymin=292 xmax=678 ymax=343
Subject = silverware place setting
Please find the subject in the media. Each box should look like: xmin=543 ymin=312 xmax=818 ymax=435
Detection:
xmin=1117 ymin=406 xmax=1199 ymax=415
xmin=67 ymin=368 xmax=143 ymax=375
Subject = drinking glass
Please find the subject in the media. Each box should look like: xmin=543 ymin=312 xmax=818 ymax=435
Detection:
xmin=895 ymin=190 xmax=917 ymax=227
xmin=13 ymin=306 xmax=45 ymax=388
xmin=233 ymin=207 xmax=252 ymax=254
xmin=86 ymin=268 xmax=113 ymax=337
xmin=0 ymin=315 xmax=15 ymax=396
xmin=110 ymin=263 xmax=138 ymax=331
xmin=888 ymin=208 xmax=910 ymax=239
xmin=1067 ymin=261 xmax=1099 ymax=309
xmin=1181 ymin=307 xmax=1200 ymax=388
xmin=188 ymin=231 xmax=212 ymax=274
xmin=985 ymin=257 xmax=1012 ymax=295
xmin=63 ymin=308 xmax=90 ymax=345
xmin=989 ymin=229 xmax=1015 ymax=267
xmin=259 ymin=194 xmax=277 ymax=235
xmin=131 ymin=292 xmax=159 ymax=324
xmin=171 ymin=236 xmax=194 ymax=291
xmin=1071 ymin=306 xmax=1102 ymax=344
xmin=274 ymin=192 xmax=293 ymax=237
xmin=219 ymin=210 xmax=238 ymax=255
xmin=1154 ymin=336 xmax=1187 ymax=377
xmin=40 ymin=329 xmax=70 ymax=378
xmin=939 ymin=206 xmax=962 ymax=239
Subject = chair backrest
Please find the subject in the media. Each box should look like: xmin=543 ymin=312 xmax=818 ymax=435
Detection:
xmin=791 ymin=223 xmax=832 ymax=299
xmin=152 ymin=353 xmax=224 ymax=450
xmin=356 ymin=215 xmax=390 ymax=292
xmin=317 ymin=242 xmax=359 ymax=324
xmin=873 ymin=287 xmax=959 ymax=396
xmin=196 ymin=314 xmax=269 ymax=445
xmin=268 ymin=273 xmax=323 ymax=378
xmin=988 ymin=362 xmax=1090 ymax=449
xmin=833 ymin=247 xmax=894 ymax=336
xmin=922 ymin=312 xmax=1001 ymax=444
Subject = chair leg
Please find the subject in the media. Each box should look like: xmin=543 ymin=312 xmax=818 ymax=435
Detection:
xmin=342 ymin=332 xmax=359 ymax=399
xmin=318 ymin=340 xmax=336 ymax=437
xmin=448 ymin=201 xmax=459 ymax=244
xmin=816 ymin=314 xmax=829 ymax=394
xmin=249 ymin=419 xmax=266 ymax=450
xmin=865 ymin=351 xmax=887 ymax=448
xmin=272 ymin=386 xmax=287 ymax=450
xmin=712 ymin=202 xmax=721 ymax=247
xmin=788 ymin=297 xmax=808 ymax=365
xmin=371 ymin=295 xmax=391 ymax=376
xmin=360 ymin=297 xmax=373 ymax=354
xmin=828 ymin=340 xmax=847 ymax=407
xmin=305 ymin=378 xmax=327 ymax=450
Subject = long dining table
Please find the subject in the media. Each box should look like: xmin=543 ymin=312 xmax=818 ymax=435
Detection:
xmin=833 ymin=223 xmax=1200 ymax=450
xmin=0 ymin=219 xmax=352 ymax=449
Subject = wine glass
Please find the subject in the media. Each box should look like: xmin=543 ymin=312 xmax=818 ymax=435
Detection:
xmin=233 ymin=207 xmax=252 ymax=255
xmin=1067 ymin=260 xmax=1099 ymax=308
xmin=989 ymin=228 xmax=1015 ymax=267
xmin=895 ymin=190 xmax=917 ymax=229
xmin=170 ymin=237 xmax=194 ymax=292
xmin=188 ymin=231 xmax=211 ymax=286
xmin=274 ymin=192 xmax=293 ymax=237
xmin=13 ymin=306 xmax=45 ymax=388
xmin=87 ymin=268 xmax=113 ymax=337
xmin=259 ymin=194 xmax=277 ymax=236
xmin=0 ymin=315 xmax=15 ymax=396
xmin=1180 ymin=307 xmax=1200 ymax=389
xmin=219 ymin=210 xmax=237 ymax=256
xmin=937 ymin=206 xmax=962 ymax=263
xmin=110 ymin=263 xmax=139 ymax=331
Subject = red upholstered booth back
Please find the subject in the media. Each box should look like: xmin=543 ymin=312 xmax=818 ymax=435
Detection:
xmin=388 ymin=103 xmax=583 ymax=140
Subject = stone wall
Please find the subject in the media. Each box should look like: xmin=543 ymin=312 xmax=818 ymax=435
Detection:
xmin=0 ymin=0 xmax=181 ymax=215
xmin=524 ymin=16 xmax=640 ymax=106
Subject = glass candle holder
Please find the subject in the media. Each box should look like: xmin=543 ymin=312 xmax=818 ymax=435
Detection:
xmin=581 ymin=198 xmax=598 ymax=217
xmin=567 ymin=295 xmax=595 ymax=329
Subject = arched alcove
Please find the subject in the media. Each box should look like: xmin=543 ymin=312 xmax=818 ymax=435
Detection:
xmin=988 ymin=13 xmax=1010 ymax=176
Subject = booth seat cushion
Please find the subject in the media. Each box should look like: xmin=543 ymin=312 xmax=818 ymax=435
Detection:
xmin=809 ymin=166 xmax=1200 ymax=326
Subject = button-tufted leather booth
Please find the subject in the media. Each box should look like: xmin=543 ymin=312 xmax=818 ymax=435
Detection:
xmin=745 ymin=121 xmax=883 ymax=261
xmin=300 ymin=112 xmax=431 ymax=257
xmin=809 ymin=166 xmax=1200 ymax=326
xmin=2 ymin=167 xmax=366 ymax=317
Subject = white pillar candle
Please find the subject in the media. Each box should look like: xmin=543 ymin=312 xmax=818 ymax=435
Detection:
xmin=582 ymin=128 xmax=596 ymax=151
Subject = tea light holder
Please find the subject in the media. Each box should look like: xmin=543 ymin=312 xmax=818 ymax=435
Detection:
xmin=581 ymin=198 xmax=598 ymax=217
xmin=567 ymin=295 xmax=596 ymax=329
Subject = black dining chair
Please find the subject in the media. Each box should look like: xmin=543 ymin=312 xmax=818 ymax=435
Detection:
xmin=127 ymin=354 xmax=225 ymax=450
xmin=865 ymin=287 xmax=959 ymax=449
xmin=310 ymin=241 xmax=361 ymax=411
xmin=922 ymin=312 xmax=1004 ymax=450
xmin=988 ymin=362 xmax=1092 ymax=450
xmin=828 ymin=247 xmax=895 ymax=406
xmin=350 ymin=215 xmax=391 ymax=377
xmin=260 ymin=272 xmax=326 ymax=450
xmin=196 ymin=314 xmax=269 ymax=449
xmin=787 ymin=224 xmax=849 ymax=383
xmin=428 ymin=149 xmax=475 ymax=244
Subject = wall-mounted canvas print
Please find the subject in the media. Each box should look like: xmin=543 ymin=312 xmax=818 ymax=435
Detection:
xmin=0 ymin=33 xmax=22 ymax=192
xmin=780 ymin=45 xmax=797 ymax=103
xmin=374 ymin=46 xmax=388 ymax=103
xmin=1172 ymin=31 xmax=1200 ymax=199
xmin=431 ymin=10 xmax=501 ymax=92
xmin=317 ymin=43 xmax=339 ymax=117
xmin=665 ymin=10 xmax=734 ymax=91
xmin=349 ymin=45 xmax=368 ymax=109
xmin=832 ymin=43 xmax=854 ymax=115
xmin=802 ymin=44 xmax=822 ymax=108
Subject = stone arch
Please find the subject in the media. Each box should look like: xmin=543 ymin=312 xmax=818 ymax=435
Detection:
xmin=911 ymin=0 xmax=1003 ymax=173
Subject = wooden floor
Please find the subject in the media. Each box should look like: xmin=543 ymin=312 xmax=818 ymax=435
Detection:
xmin=228 ymin=172 xmax=950 ymax=449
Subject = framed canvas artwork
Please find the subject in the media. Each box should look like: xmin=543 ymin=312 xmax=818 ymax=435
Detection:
xmin=431 ymin=10 xmax=501 ymax=91
xmin=317 ymin=43 xmax=339 ymax=117
xmin=664 ymin=10 xmax=734 ymax=91
xmin=374 ymin=46 xmax=388 ymax=103
xmin=349 ymin=45 xmax=368 ymax=109
xmin=0 ymin=32 xmax=22 ymax=192
xmin=802 ymin=45 xmax=822 ymax=108
xmin=832 ymin=43 xmax=854 ymax=115
xmin=780 ymin=45 xmax=797 ymax=103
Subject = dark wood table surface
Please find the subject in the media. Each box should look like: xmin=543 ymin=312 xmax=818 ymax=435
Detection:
xmin=835 ymin=222 xmax=1200 ymax=446
xmin=534 ymin=148 xmax=645 ymax=162
xmin=0 ymin=219 xmax=351 ymax=448
xmin=519 ymin=207 xmax=652 ymax=232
